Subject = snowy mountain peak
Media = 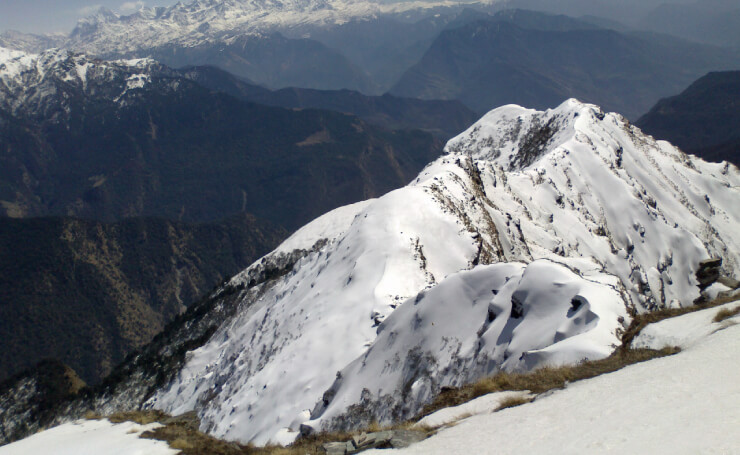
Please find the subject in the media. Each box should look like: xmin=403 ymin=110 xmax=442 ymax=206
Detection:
xmin=85 ymin=6 xmax=120 ymax=23
xmin=134 ymin=100 xmax=739 ymax=446
xmin=446 ymin=98 xmax=611 ymax=170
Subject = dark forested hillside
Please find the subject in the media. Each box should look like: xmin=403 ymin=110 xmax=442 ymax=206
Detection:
xmin=0 ymin=74 xmax=442 ymax=230
xmin=636 ymin=71 xmax=740 ymax=166
xmin=0 ymin=214 xmax=285 ymax=384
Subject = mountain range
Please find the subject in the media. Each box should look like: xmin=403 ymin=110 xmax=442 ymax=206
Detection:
xmin=390 ymin=10 xmax=740 ymax=118
xmin=0 ymin=0 xmax=482 ymax=93
xmin=638 ymin=0 xmax=740 ymax=48
xmin=4 ymin=4 xmax=738 ymax=116
xmin=0 ymin=0 xmax=739 ymax=452
xmin=176 ymin=64 xmax=478 ymax=138
xmin=0 ymin=47 xmax=442 ymax=228
xmin=0 ymin=46 xmax=462 ymax=385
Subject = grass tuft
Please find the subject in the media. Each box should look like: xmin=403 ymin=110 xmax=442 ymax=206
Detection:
xmin=713 ymin=306 xmax=740 ymax=323
xmin=495 ymin=396 xmax=533 ymax=411
xmin=108 ymin=410 xmax=169 ymax=425
xmin=84 ymin=411 xmax=102 ymax=420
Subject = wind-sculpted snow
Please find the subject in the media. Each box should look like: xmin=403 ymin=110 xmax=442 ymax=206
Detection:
xmin=307 ymin=261 xmax=626 ymax=431
xmin=363 ymin=307 xmax=740 ymax=455
xmin=143 ymin=99 xmax=740 ymax=445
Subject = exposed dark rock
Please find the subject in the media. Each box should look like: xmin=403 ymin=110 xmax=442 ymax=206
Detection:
xmin=321 ymin=429 xmax=426 ymax=454
xmin=390 ymin=430 xmax=428 ymax=448
xmin=696 ymin=257 xmax=723 ymax=290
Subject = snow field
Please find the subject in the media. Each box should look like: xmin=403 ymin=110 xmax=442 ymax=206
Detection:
xmin=0 ymin=419 xmax=178 ymax=455
xmin=367 ymin=304 xmax=740 ymax=454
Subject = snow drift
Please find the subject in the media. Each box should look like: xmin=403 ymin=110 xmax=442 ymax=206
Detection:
xmin=140 ymin=98 xmax=739 ymax=445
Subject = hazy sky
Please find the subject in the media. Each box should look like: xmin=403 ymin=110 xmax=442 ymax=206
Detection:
xmin=0 ymin=0 xmax=180 ymax=34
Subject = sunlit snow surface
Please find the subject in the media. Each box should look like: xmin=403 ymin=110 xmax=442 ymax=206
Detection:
xmin=144 ymin=99 xmax=739 ymax=445
xmin=0 ymin=419 xmax=178 ymax=455
xmin=632 ymin=301 xmax=740 ymax=350
xmin=414 ymin=390 xmax=533 ymax=429
xmin=366 ymin=304 xmax=740 ymax=455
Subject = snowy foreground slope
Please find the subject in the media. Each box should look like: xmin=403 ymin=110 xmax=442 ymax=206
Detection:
xmin=0 ymin=419 xmax=177 ymax=455
xmin=366 ymin=302 xmax=740 ymax=455
xmin=139 ymin=99 xmax=740 ymax=445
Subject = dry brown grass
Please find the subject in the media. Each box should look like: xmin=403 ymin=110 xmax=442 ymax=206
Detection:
xmin=713 ymin=306 xmax=740 ymax=323
xmin=84 ymin=411 xmax=103 ymax=420
xmin=141 ymin=423 xmax=253 ymax=455
xmin=137 ymin=413 xmax=424 ymax=455
xmin=620 ymin=293 xmax=740 ymax=350
xmin=108 ymin=410 xmax=169 ymax=425
xmin=140 ymin=418 xmax=369 ymax=455
xmin=419 ymin=346 xmax=679 ymax=418
xmin=495 ymin=396 xmax=533 ymax=411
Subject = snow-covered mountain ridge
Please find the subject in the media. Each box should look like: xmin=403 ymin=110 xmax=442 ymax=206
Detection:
xmin=131 ymin=99 xmax=739 ymax=445
xmin=0 ymin=46 xmax=164 ymax=118
xmin=3 ymin=0 xmax=486 ymax=56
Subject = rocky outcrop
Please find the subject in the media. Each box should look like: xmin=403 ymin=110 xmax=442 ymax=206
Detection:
xmin=696 ymin=258 xmax=723 ymax=291
xmin=322 ymin=430 xmax=427 ymax=454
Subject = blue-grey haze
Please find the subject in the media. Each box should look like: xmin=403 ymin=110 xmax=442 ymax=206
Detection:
xmin=0 ymin=0 xmax=179 ymax=34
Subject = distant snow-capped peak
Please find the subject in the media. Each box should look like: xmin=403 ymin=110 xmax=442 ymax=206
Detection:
xmin=1 ymin=0 xmax=487 ymax=56
xmin=0 ymin=46 xmax=163 ymax=117
xmin=142 ymin=99 xmax=739 ymax=445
